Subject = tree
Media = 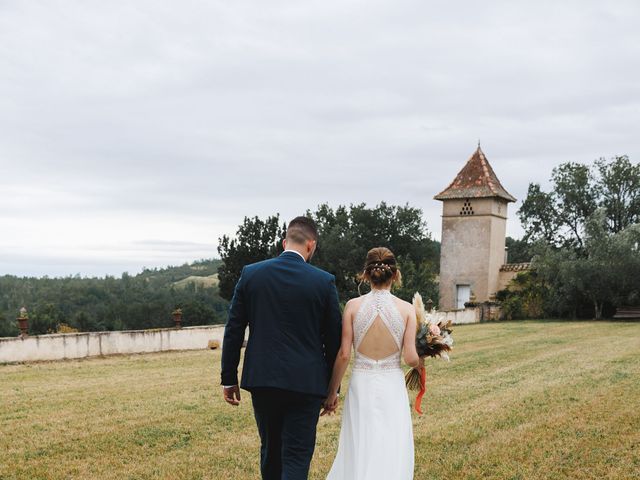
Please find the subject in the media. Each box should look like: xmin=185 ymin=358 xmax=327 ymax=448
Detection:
xmin=495 ymin=269 xmax=547 ymax=320
xmin=71 ymin=311 xmax=96 ymax=332
xmin=179 ymin=300 xmax=219 ymax=326
xmin=29 ymin=303 xmax=62 ymax=335
xmin=505 ymin=236 xmax=533 ymax=263
xmin=518 ymin=163 xmax=597 ymax=251
xmin=0 ymin=259 xmax=228 ymax=335
xmin=551 ymin=162 xmax=598 ymax=250
xmin=595 ymin=155 xmax=640 ymax=233
xmin=0 ymin=311 xmax=15 ymax=337
xmin=217 ymin=203 xmax=440 ymax=303
xmin=392 ymin=257 xmax=439 ymax=307
xmin=518 ymin=155 xmax=639 ymax=253
xmin=518 ymin=184 xmax=561 ymax=245
xmin=217 ymin=215 xmax=286 ymax=300
xmin=309 ymin=202 xmax=438 ymax=301
xmin=530 ymin=209 xmax=640 ymax=319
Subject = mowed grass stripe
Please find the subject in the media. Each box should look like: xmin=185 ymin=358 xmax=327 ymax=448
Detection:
xmin=1 ymin=321 xmax=638 ymax=479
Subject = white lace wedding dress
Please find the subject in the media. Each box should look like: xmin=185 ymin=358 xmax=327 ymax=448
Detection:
xmin=327 ymin=289 xmax=414 ymax=479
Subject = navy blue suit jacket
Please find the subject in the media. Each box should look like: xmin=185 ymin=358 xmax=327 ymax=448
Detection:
xmin=220 ymin=251 xmax=342 ymax=398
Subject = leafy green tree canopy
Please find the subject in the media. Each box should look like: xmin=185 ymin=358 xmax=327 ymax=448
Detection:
xmin=505 ymin=236 xmax=533 ymax=263
xmin=217 ymin=203 xmax=439 ymax=304
xmin=531 ymin=208 xmax=640 ymax=319
xmin=216 ymin=215 xmax=286 ymax=300
xmin=0 ymin=259 xmax=228 ymax=337
xmin=518 ymin=155 xmax=639 ymax=252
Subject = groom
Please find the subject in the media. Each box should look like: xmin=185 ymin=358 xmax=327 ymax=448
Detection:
xmin=221 ymin=216 xmax=342 ymax=480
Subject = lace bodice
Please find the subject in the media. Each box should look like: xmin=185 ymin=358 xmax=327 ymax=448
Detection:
xmin=353 ymin=289 xmax=405 ymax=371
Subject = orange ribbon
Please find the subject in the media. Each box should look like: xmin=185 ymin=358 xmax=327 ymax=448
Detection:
xmin=414 ymin=367 xmax=427 ymax=414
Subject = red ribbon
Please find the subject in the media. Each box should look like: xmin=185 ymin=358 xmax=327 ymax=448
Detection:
xmin=414 ymin=367 xmax=427 ymax=414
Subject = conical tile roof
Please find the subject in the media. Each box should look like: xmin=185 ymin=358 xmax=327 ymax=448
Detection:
xmin=434 ymin=146 xmax=516 ymax=202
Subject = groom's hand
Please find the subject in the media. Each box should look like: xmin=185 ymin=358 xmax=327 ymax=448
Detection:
xmin=320 ymin=393 xmax=339 ymax=416
xmin=223 ymin=385 xmax=241 ymax=406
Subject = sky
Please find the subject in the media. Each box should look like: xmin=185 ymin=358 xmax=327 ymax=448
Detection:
xmin=1 ymin=0 xmax=639 ymax=277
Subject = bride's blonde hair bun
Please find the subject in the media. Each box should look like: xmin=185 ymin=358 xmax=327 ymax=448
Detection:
xmin=357 ymin=247 xmax=402 ymax=288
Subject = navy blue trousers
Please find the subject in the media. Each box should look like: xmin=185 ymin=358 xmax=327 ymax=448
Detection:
xmin=250 ymin=388 xmax=324 ymax=480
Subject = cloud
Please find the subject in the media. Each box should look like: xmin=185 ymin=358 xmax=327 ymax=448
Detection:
xmin=1 ymin=0 xmax=639 ymax=276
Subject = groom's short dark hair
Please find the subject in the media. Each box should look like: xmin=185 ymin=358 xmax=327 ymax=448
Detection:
xmin=286 ymin=216 xmax=318 ymax=244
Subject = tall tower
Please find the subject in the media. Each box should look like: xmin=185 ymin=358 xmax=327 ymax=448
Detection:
xmin=434 ymin=146 xmax=516 ymax=311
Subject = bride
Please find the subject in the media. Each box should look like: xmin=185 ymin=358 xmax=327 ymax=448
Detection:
xmin=324 ymin=247 xmax=421 ymax=480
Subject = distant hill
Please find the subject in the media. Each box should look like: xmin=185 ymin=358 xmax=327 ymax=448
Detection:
xmin=137 ymin=259 xmax=223 ymax=282
xmin=173 ymin=274 xmax=219 ymax=290
xmin=0 ymin=259 xmax=228 ymax=337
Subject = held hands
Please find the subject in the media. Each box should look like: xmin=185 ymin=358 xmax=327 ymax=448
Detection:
xmin=320 ymin=392 xmax=339 ymax=416
xmin=223 ymin=385 xmax=241 ymax=406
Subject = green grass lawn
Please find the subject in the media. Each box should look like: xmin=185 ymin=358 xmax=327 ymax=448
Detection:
xmin=1 ymin=320 xmax=639 ymax=479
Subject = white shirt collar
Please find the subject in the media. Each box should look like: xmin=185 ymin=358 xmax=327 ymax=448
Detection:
xmin=284 ymin=249 xmax=306 ymax=261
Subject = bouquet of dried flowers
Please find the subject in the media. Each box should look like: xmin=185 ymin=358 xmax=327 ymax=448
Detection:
xmin=405 ymin=293 xmax=454 ymax=414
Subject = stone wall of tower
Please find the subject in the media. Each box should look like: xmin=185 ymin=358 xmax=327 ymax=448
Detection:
xmin=438 ymin=197 xmax=509 ymax=310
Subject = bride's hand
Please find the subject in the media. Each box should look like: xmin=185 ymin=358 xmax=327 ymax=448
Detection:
xmin=428 ymin=322 xmax=441 ymax=336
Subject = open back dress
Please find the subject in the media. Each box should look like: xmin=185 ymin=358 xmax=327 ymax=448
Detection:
xmin=326 ymin=288 xmax=414 ymax=479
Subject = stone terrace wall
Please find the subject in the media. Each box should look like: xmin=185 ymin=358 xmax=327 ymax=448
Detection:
xmin=433 ymin=304 xmax=503 ymax=324
xmin=433 ymin=308 xmax=478 ymax=325
xmin=0 ymin=325 xmax=226 ymax=364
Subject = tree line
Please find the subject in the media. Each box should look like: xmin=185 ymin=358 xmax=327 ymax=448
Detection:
xmin=0 ymin=260 xmax=229 ymax=337
xmin=2 ymin=154 xmax=636 ymax=334
xmin=217 ymin=156 xmax=639 ymax=320
xmin=501 ymin=155 xmax=640 ymax=319
xmin=217 ymin=202 xmax=440 ymax=306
